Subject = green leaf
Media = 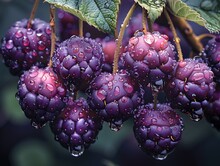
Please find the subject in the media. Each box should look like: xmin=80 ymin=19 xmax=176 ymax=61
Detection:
xmin=134 ymin=0 xmax=166 ymax=22
xmin=45 ymin=0 xmax=120 ymax=35
xmin=167 ymin=0 xmax=220 ymax=33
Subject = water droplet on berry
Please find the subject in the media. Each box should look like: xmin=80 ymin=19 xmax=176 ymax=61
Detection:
xmin=193 ymin=73 xmax=204 ymax=81
xmin=78 ymin=52 xmax=85 ymax=59
xmin=73 ymin=47 xmax=79 ymax=53
xmin=22 ymin=37 xmax=30 ymax=46
xmin=15 ymin=30 xmax=23 ymax=38
xmin=184 ymin=84 xmax=189 ymax=92
xmin=45 ymin=27 xmax=51 ymax=35
xmin=109 ymin=120 xmax=123 ymax=131
xmin=30 ymin=71 xmax=38 ymax=77
xmin=29 ymin=80 xmax=35 ymax=85
xmin=152 ymin=153 xmax=167 ymax=160
xmin=121 ymin=96 xmax=128 ymax=103
xmin=6 ymin=40 xmax=14 ymax=49
xmin=68 ymin=145 xmax=84 ymax=157
xmin=178 ymin=61 xmax=187 ymax=68
xmin=46 ymin=83 xmax=54 ymax=92
xmin=97 ymin=89 xmax=106 ymax=101
xmin=129 ymin=37 xmax=139 ymax=46
xmin=123 ymin=83 xmax=133 ymax=93
xmin=38 ymin=41 xmax=46 ymax=50
xmin=27 ymin=29 xmax=33 ymax=35
xmin=143 ymin=34 xmax=155 ymax=45
xmin=114 ymin=86 xmax=120 ymax=96
xmin=105 ymin=74 xmax=114 ymax=81
xmin=85 ymin=46 xmax=92 ymax=53
xmin=31 ymin=121 xmax=41 ymax=129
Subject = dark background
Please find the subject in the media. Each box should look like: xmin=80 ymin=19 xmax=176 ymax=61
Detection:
xmin=0 ymin=0 xmax=220 ymax=166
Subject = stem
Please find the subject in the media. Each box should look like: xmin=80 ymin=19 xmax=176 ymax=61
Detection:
xmin=170 ymin=13 xmax=204 ymax=54
xmin=79 ymin=19 xmax=83 ymax=37
xmin=197 ymin=33 xmax=215 ymax=41
xmin=48 ymin=5 xmax=56 ymax=68
xmin=142 ymin=8 xmax=147 ymax=34
xmin=27 ymin=0 xmax=40 ymax=29
xmin=113 ymin=3 xmax=137 ymax=74
xmin=147 ymin=17 xmax=153 ymax=32
xmin=164 ymin=9 xmax=183 ymax=61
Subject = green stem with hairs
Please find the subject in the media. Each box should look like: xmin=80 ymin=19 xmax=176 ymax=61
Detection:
xmin=79 ymin=19 xmax=83 ymax=37
xmin=112 ymin=3 xmax=137 ymax=74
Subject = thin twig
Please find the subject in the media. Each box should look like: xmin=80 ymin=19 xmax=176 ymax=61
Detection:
xmin=142 ymin=8 xmax=147 ymax=34
xmin=79 ymin=19 xmax=83 ymax=37
xmin=113 ymin=3 xmax=137 ymax=74
xmin=164 ymin=9 xmax=183 ymax=61
xmin=27 ymin=0 xmax=40 ymax=28
xmin=147 ymin=17 xmax=153 ymax=32
xmin=48 ymin=5 xmax=56 ymax=67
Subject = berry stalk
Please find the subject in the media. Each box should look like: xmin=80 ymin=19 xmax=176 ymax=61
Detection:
xmin=49 ymin=5 xmax=56 ymax=67
xmin=142 ymin=8 xmax=147 ymax=34
xmin=171 ymin=15 xmax=204 ymax=54
xmin=147 ymin=16 xmax=153 ymax=32
xmin=164 ymin=9 xmax=183 ymax=61
xmin=113 ymin=3 xmax=137 ymax=74
xmin=79 ymin=19 xmax=83 ymax=37
xmin=27 ymin=0 xmax=40 ymax=28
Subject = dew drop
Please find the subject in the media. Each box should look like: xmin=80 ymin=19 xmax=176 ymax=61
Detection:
xmin=5 ymin=40 xmax=14 ymax=49
xmin=46 ymin=83 xmax=54 ymax=92
xmin=123 ymin=82 xmax=133 ymax=93
xmin=78 ymin=52 xmax=85 ymax=59
xmin=193 ymin=73 xmax=204 ymax=81
xmin=15 ymin=30 xmax=23 ymax=38
xmin=114 ymin=86 xmax=120 ymax=96
xmin=30 ymin=71 xmax=38 ymax=78
xmin=29 ymin=80 xmax=35 ymax=85
xmin=184 ymin=85 xmax=189 ymax=92
xmin=178 ymin=61 xmax=187 ymax=68
xmin=45 ymin=27 xmax=51 ymax=35
xmin=97 ymin=89 xmax=106 ymax=101
xmin=105 ymin=74 xmax=114 ymax=81
xmin=73 ymin=47 xmax=79 ymax=53
xmin=27 ymin=29 xmax=33 ymax=35
xmin=68 ymin=145 xmax=84 ymax=157
xmin=109 ymin=120 xmax=123 ymax=131
xmin=152 ymin=153 xmax=168 ymax=160
xmin=38 ymin=41 xmax=46 ymax=50
xmin=129 ymin=37 xmax=139 ymax=46
xmin=143 ymin=34 xmax=155 ymax=45
xmin=85 ymin=46 xmax=92 ymax=53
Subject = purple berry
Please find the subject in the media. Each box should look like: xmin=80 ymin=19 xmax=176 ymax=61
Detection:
xmin=165 ymin=59 xmax=215 ymax=121
xmin=204 ymin=86 xmax=220 ymax=130
xmin=0 ymin=18 xmax=51 ymax=76
xmin=120 ymin=31 xmax=176 ymax=86
xmin=203 ymin=35 xmax=220 ymax=84
xmin=52 ymin=35 xmax=104 ymax=91
xmin=133 ymin=103 xmax=184 ymax=160
xmin=50 ymin=97 xmax=102 ymax=157
xmin=87 ymin=70 xmax=143 ymax=131
xmin=16 ymin=66 xmax=66 ymax=128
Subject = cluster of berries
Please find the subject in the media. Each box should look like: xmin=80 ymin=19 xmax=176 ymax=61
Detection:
xmin=0 ymin=9 xmax=219 ymax=160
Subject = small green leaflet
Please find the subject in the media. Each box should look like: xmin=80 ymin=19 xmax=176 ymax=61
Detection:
xmin=45 ymin=0 xmax=121 ymax=35
xmin=167 ymin=0 xmax=220 ymax=33
xmin=134 ymin=0 xmax=166 ymax=22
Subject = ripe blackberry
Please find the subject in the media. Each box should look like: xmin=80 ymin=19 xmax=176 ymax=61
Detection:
xmin=165 ymin=58 xmax=215 ymax=121
xmin=16 ymin=66 xmax=66 ymax=128
xmin=203 ymin=35 xmax=220 ymax=84
xmin=133 ymin=103 xmax=183 ymax=160
xmin=57 ymin=9 xmax=79 ymax=41
xmin=50 ymin=97 xmax=102 ymax=157
xmin=120 ymin=31 xmax=176 ymax=86
xmin=0 ymin=18 xmax=51 ymax=76
xmin=204 ymin=86 xmax=220 ymax=130
xmin=52 ymin=35 xmax=104 ymax=91
xmin=87 ymin=70 xmax=143 ymax=131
